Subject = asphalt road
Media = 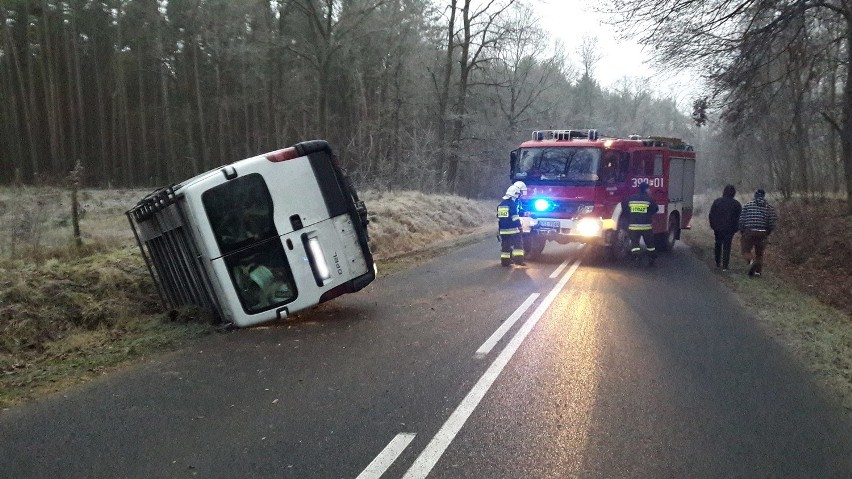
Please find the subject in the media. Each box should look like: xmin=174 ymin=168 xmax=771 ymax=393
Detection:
xmin=2 ymin=238 xmax=851 ymax=479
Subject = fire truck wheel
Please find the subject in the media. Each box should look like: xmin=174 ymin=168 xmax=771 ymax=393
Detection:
xmin=523 ymin=235 xmax=546 ymax=260
xmin=609 ymin=228 xmax=630 ymax=261
xmin=655 ymin=216 xmax=679 ymax=252
xmin=589 ymin=229 xmax=628 ymax=263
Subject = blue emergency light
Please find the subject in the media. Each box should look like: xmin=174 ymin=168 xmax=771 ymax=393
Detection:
xmin=533 ymin=198 xmax=551 ymax=212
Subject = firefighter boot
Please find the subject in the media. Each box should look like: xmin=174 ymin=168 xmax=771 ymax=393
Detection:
xmin=501 ymin=249 xmax=512 ymax=267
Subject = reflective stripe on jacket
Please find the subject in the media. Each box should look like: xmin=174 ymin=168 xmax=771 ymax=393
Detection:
xmin=497 ymin=197 xmax=522 ymax=234
xmin=621 ymin=192 xmax=658 ymax=231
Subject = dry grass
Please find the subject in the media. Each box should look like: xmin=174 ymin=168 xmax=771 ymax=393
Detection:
xmin=362 ymin=190 xmax=494 ymax=260
xmin=0 ymin=187 xmax=147 ymax=257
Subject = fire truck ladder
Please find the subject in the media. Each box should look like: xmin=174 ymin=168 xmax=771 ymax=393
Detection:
xmin=531 ymin=129 xmax=601 ymax=141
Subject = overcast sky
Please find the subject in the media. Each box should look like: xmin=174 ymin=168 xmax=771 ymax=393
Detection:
xmin=534 ymin=0 xmax=702 ymax=103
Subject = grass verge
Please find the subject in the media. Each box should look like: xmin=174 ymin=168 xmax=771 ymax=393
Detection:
xmin=684 ymin=227 xmax=852 ymax=414
xmin=1 ymin=318 xmax=215 ymax=408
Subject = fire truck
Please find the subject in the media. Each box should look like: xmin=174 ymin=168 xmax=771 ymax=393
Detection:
xmin=127 ymin=140 xmax=375 ymax=328
xmin=510 ymin=129 xmax=696 ymax=260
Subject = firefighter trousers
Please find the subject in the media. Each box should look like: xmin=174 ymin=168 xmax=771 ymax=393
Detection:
xmin=500 ymin=231 xmax=525 ymax=266
xmin=628 ymin=230 xmax=656 ymax=259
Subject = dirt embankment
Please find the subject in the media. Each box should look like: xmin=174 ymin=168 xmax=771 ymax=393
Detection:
xmin=769 ymin=199 xmax=852 ymax=315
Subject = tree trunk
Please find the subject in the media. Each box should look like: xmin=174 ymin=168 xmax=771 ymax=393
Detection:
xmin=5 ymin=12 xmax=37 ymax=180
xmin=72 ymin=12 xmax=86 ymax=174
xmin=25 ymin=11 xmax=41 ymax=179
xmin=155 ymin=15 xmax=175 ymax=182
xmin=138 ymin=52 xmax=149 ymax=182
xmin=192 ymin=42 xmax=209 ymax=169
xmin=184 ymin=106 xmax=198 ymax=177
xmin=242 ymin=68 xmax=251 ymax=157
xmin=447 ymin=0 xmax=473 ymax=195
xmin=65 ymin=23 xmax=79 ymax=166
xmin=827 ymin=44 xmax=839 ymax=194
xmin=842 ymin=23 xmax=852 ymax=215
xmin=435 ymin=0 xmax=457 ymax=190
xmin=216 ymin=62 xmax=226 ymax=163
xmin=39 ymin=2 xmax=62 ymax=174
xmin=95 ymin=67 xmax=109 ymax=185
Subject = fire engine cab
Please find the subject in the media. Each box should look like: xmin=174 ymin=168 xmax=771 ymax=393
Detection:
xmin=510 ymin=129 xmax=696 ymax=260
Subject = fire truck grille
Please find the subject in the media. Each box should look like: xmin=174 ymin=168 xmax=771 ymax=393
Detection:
xmin=521 ymin=200 xmax=582 ymax=216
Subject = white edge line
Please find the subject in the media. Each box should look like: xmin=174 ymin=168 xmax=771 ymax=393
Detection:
xmin=475 ymin=293 xmax=540 ymax=357
xmin=402 ymin=259 xmax=581 ymax=479
xmin=356 ymin=432 xmax=417 ymax=479
xmin=549 ymin=259 xmax=570 ymax=279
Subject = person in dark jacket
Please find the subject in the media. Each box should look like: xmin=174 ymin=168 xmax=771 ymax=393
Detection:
xmin=620 ymin=182 xmax=659 ymax=266
xmin=739 ymin=189 xmax=779 ymax=277
xmin=708 ymin=184 xmax=742 ymax=271
xmin=497 ymin=181 xmax=527 ymax=267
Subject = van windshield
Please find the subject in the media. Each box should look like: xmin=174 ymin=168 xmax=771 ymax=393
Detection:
xmin=514 ymin=147 xmax=601 ymax=183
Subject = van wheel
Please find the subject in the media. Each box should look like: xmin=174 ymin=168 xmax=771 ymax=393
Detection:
xmin=523 ymin=235 xmax=546 ymax=260
xmin=656 ymin=216 xmax=679 ymax=252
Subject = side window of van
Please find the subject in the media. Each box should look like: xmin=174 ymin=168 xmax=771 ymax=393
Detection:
xmin=203 ymin=173 xmax=278 ymax=255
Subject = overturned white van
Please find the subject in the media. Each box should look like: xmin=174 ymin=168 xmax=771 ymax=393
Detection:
xmin=127 ymin=140 xmax=375 ymax=327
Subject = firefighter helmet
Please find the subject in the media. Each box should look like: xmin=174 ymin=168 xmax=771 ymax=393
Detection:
xmin=505 ymin=181 xmax=527 ymax=199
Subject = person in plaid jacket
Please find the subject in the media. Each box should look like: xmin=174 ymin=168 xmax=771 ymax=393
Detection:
xmin=738 ymin=189 xmax=778 ymax=277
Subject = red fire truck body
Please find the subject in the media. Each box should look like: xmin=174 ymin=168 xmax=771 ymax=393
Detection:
xmin=510 ymin=129 xmax=696 ymax=259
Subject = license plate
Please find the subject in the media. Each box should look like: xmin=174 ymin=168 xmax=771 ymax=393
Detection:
xmin=538 ymin=220 xmax=560 ymax=228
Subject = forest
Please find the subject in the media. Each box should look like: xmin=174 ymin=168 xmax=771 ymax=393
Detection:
xmin=0 ymin=0 xmax=849 ymax=209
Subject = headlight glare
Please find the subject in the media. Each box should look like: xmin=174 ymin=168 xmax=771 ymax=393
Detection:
xmin=576 ymin=217 xmax=602 ymax=237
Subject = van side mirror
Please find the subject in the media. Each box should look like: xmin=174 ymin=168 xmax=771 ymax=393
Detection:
xmin=510 ymin=150 xmax=518 ymax=178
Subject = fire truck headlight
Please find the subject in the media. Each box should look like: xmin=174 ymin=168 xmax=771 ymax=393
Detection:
xmin=576 ymin=217 xmax=602 ymax=237
xmin=533 ymin=199 xmax=551 ymax=212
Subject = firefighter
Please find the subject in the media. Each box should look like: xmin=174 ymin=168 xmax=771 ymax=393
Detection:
xmin=621 ymin=182 xmax=659 ymax=266
xmin=497 ymin=181 xmax=527 ymax=267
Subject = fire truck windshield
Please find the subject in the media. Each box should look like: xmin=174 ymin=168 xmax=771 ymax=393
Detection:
xmin=514 ymin=147 xmax=601 ymax=183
